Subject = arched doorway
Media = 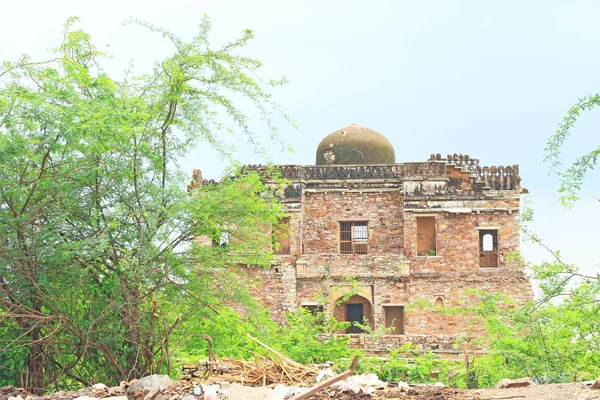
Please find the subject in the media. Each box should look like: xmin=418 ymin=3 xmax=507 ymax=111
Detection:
xmin=332 ymin=294 xmax=373 ymax=333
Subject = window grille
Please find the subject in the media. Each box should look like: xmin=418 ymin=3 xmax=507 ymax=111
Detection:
xmin=340 ymin=221 xmax=368 ymax=254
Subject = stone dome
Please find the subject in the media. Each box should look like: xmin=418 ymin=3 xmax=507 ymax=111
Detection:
xmin=315 ymin=124 xmax=395 ymax=165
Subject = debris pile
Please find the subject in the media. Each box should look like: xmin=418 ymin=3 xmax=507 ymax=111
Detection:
xmin=202 ymin=356 xmax=317 ymax=386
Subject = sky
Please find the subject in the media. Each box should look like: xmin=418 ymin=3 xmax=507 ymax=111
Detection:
xmin=1 ymin=0 xmax=598 ymax=281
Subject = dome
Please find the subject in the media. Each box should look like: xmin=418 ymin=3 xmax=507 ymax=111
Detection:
xmin=315 ymin=124 xmax=395 ymax=165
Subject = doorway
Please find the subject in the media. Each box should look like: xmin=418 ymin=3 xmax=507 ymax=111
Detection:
xmin=346 ymin=304 xmax=364 ymax=333
xmin=479 ymin=230 xmax=498 ymax=268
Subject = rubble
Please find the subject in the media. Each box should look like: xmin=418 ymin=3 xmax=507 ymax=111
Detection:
xmin=127 ymin=375 xmax=176 ymax=394
xmin=494 ymin=377 xmax=533 ymax=389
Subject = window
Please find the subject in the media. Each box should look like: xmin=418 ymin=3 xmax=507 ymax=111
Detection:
xmin=417 ymin=216 xmax=436 ymax=256
xmin=479 ymin=229 xmax=498 ymax=268
xmin=303 ymin=304 xmax=325 ymax=324
xmin=384 ymin=306 xmax=404 ymax=335
xmin=482 ymin=234 xmax=493 ymax=251
xmin=340 ymin=221 xmax=368 ymax=254
xmin=435 ymin=297 xmax=444 ymax=308
xmin=303 ymin=304 xmax=324 ymax=315
xmin=273 ymin=217 xmax=291 ymax=255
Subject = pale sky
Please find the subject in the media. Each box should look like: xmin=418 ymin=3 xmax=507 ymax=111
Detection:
xmin=1 ymin=0 xmax=598 ymax=281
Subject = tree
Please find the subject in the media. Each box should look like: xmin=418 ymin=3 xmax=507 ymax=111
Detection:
xmin=0 ymin=17 xmax=290 ymax=393
xmin=545 ymin=94 xmax=600 ymax=208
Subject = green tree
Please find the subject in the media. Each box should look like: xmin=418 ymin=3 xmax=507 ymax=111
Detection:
xmin=0 ymin=17 xmax=290 ymax=393
xmin=545 ymin=94 xmax=600 ymax=208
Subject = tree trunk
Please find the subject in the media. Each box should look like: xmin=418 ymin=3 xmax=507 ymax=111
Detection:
xmin=27 ymin=297 xmax=45 ymax=395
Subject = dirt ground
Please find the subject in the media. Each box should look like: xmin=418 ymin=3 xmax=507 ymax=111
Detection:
xmin=2 ymin=382 xmax=599 ymax=400
xmin=304 ymin=383 xmax=600 ymax=400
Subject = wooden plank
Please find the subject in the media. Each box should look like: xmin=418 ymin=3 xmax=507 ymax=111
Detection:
xmin=289 ymin=356 xmax=358 ymax=400
xmin=246 ymin=334 xmax=304 ymax=368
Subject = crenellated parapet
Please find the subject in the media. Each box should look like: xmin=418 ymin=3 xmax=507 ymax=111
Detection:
xmin=475 ymin=165 xmax=520 ymax=190
xmin=429 ymin=153 xmax=520 ymax=191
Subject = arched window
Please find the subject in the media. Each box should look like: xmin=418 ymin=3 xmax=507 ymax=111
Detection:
xmin=479 ymin=230 xmax=498 ymax=268
xmin=482 ymin=233 xmax=493 ymax=251
xmin=435 ymin=297 xmax=444 ymax=308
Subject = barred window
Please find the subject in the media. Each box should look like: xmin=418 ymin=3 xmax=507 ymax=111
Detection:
xmin=340 ymin=221 xmax=368 ymax=254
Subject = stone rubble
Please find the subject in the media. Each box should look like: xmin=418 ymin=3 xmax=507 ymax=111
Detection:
xmin=494 ymin=377 xmax=533 ymax=389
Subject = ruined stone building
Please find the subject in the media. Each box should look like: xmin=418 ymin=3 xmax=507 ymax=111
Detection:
xmin=198 ymin=124 xmax=534 ymax=355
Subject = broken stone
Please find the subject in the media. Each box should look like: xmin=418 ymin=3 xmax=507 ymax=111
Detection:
xmin=8 ymin=396 xmax=24 ymax=400
xmin=352 ymin=373 xmax=387 ymax=394
xmin=127 ymin=375 xmax=176 ymax=394
xmin=495 ymin=377 xmax=532 ymax=389
xmin=591 ymin=377 xmax=600 ymax=390
xmin=90 ymin=383 xmax=108 ymax=391
xmin=143 ymin=388 xmax=164 ymax=400
xmin=316 ymin=368 xmax=334 ymax=382
xmin=226 ymin=382 xmax=279 ymax=400
xmin=108 ymin=387 xmax=125 ymax=396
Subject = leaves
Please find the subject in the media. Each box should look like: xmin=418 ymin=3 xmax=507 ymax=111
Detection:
xmin=545 ymin=94 xmax=600 ymax=208
xmin=0 ymin=17 xmax=290 ymax=391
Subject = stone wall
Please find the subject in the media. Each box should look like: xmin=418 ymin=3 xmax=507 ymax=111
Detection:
xmin=209 ymin=154 xmax=532 ymax=356
xmin=302 ymin=191 xmax=404 ymax=255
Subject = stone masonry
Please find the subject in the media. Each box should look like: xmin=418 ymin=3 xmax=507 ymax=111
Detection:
xmin=197 ymin=124 xmax=534 ymax=357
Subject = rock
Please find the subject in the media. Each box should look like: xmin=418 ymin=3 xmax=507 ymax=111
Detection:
xmin=90 ymin=383 xmax=109 ymax=391
xmin=433 ymin=382 xmax=446 ymax=387
xmin=495 ymin=377 xmax=533 ymax=389
xmin=108 ymin=387 xmax=125 ymax=396
xmin=8 ymin=396 xmax=24 ymax=400
xmin=397 ymin=381 xmax=410 ymax=392
xmin=143 ymin=389 xmax=164 ymax=400
xmin=226 ymin=382 xmax=279 ymax=400
xmin=591 ymin=377 xmax=600 ymax=389
xmin=346 ymin=373 xmax=387 ymax=394
xmin=316 ymin=368 xmax=334 ymax=382
xmin=127 ymin=375 xmax=176 ymax=394
xmin=73 ymin=397 xmax=97 ymax=400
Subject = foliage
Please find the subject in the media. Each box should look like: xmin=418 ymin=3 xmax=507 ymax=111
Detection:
xmin=468 ymin=204 xmax=600 ymax=385
xmin=352 ymin=345 xmax=453 ymax=385
xmin=173 ymin=305 xmax=356 ymax=367
xmin=545 ymin=93 xmax=600 ymax=208
xmin=477 ymin=274 xmax=600 ymax=383
xmin=280 ymin=307 xmax=355 ymax=364
xmin=0 ymin=17 xmax=291 ymax=393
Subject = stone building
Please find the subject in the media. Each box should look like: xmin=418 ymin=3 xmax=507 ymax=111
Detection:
xmin=199 ymin=124 xmax=533 ymax=356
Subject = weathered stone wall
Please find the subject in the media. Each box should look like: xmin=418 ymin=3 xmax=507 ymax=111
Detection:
xmin=302 ymin=191 xmax=404 ymax=255
xmin=208 ymin=154 xmax=532 ymax=357
xmin=404 ymin=199 xmax=521 ymax=272
xmin=293 ymin=270 xmax=531 ymax=337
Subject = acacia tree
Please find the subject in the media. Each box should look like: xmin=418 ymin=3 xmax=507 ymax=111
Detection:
xmin=0 ymin=17 xmax=289 ymax=393
xmin=545 ymin=94 xmax=600 ymax=208
xmin=475 ymin=95 xmax=600 ymax=383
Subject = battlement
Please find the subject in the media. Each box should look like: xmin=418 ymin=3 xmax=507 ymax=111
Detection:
xmin=240 ymin=153 xmax=520 ymax=192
